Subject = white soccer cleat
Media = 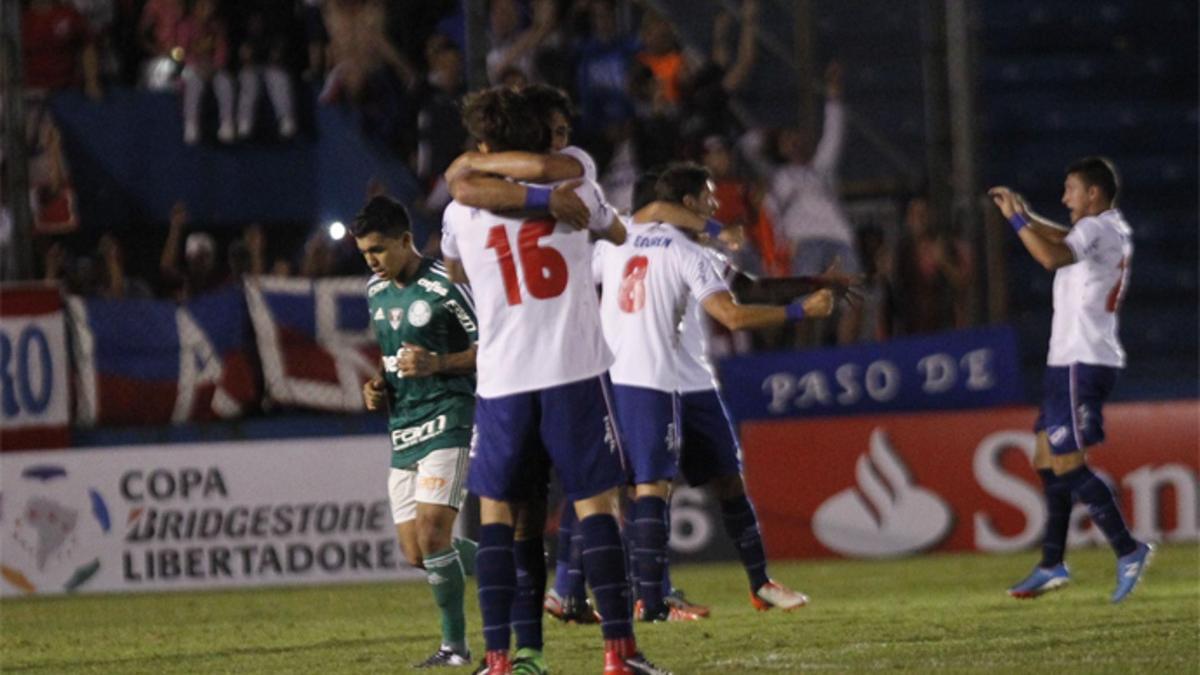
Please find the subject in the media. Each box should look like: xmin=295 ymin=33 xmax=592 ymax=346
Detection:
xmin=751 ymin=580 xmax=809 ymax=611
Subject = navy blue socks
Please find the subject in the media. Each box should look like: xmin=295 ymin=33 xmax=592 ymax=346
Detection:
xmin=477 ymin=524 xmax=516 ymax=653
xmin=720 ymin=494 xmax=770 ymax=591
xmin=1060 ymin=466 xmax=1138 ymax=557
xmin=512 ymin=537 xmax=546 ymax=651
xmin=1038 ymin=469 xmax=1073 ymax=568
xmin=632 ymin=496 xmax=669 ymax=615
xmin=579 ymin=514 xmax=633 ymax=639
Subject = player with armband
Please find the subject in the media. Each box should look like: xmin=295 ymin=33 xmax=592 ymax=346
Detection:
xmin=989 ymin=156 xmax=1152 ymax=604
xmin=441 ymin=86 xmax=668 ymax=675
xmin=594 ymin=163 xmax=846 ymax=621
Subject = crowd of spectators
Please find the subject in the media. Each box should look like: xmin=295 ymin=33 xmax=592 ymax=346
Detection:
xmin=9 ymin=0 xmax=973 ymax=346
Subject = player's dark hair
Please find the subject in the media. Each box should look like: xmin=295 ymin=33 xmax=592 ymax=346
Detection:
xmin=351 ymin=196 xmax=411 ymax=239
xmin=1066 ymin=156 xmax=1120 ymax=205
xmin=461 ymin=86 xmax=549 ymax=153
xmin=632 ymin=170 xmax=662 ymax=212
xmin=655 ymin=162 xmax=712 ymax=204
xmin=522 ymin=83 xmax=574 ymax=121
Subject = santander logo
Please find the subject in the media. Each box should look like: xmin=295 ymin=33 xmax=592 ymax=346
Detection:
xmin=813 ymin=429 xmax=952 ymax=557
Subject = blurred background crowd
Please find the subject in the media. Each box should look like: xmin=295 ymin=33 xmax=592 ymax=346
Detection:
xmin=2 ymin=0 xmax=1196 ymax=387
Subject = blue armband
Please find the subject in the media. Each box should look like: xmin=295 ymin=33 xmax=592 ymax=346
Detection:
xmin=524 ymin=186 xmax=552 ymax=212
xmin=785 ymin=303 xmax=806 ymax=321
xmin=704 ymin=218 xmax=724 ymax=238
xmin=1008 ymin=213 xmax=1029 ymax=232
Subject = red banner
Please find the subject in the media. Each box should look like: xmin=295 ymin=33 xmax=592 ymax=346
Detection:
xmin=742 ymin=401 xmax=1199 ymax=558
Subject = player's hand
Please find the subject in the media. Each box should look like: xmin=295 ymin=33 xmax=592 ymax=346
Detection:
xmin=717 ymin=224 xmax=745 ymax=251
xmin=801 ymin=288 xmax=835 ymax=318
xmin=814 ymin=257 xmax=865 ymax=308
xmin=443 ymin=152 xmax=483 ymax=184
xmin=398 ymin=342 xmax=440 ymax=378
xmin=549 ymin=180 xmax=588 ymax=229
xmin=987 ymin=186 xmax=1022 ymax=219
xmin=363 ymin=376 xmax=387 ymax=411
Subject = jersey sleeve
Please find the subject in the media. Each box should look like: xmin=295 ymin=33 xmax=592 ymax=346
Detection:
xmin=1063 ymin=216 xmax=1106 ymax=264
xmin=592 ymin=240 xmax=610 ymax=280
xmin=702 ymin=247 xmax=738 ymax=285
xmin=678 ymin=241 xmax=730 ymax=302
xmin=440 ymin=203 xmax=461 ymax=260
xmin=559 ymin=145 xmax=599 ymax=183
xmin=575 ymin=179 xmax=617 ymax=234
xmin=442 ymin=283 xmax=479 ymax=343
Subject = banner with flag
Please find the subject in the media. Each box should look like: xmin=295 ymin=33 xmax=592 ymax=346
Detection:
xmin=67 ymin=286 xmax=259 ymax=426
xmin=0 ymin=285 xmax=71 ymax=449
xmin=245 ymin=277 xmax=379 ymax=412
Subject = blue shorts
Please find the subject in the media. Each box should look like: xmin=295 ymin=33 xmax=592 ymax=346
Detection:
xmin=1034 ymin=363 xmax=1119 ymax=455
xmin=468 ymin=376 xmax=626 ymax=503
xmin=614 ymin=385 xmax=742 ymax=487
xmin=612 ymin=385 xmax=681 ymax=485
xmin=678 ymin=390 xmax=743 ymax=486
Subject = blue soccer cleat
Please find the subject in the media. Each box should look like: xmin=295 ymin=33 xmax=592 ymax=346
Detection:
xmin=1111 ymin=542 xmax=1155 ymax=604
xmin=1007 ymin=563 xmax=1070 ymax=599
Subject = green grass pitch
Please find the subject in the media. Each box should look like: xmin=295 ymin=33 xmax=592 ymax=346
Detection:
xmin=3 ymin=543 xmax=1197 ymax=673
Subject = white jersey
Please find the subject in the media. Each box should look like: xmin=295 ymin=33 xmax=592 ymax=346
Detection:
xmin=594 ymin=221 xmax=729 ymax=392
xmin=1048 ymin=208 xmax=1132 ymax=368
xmin=676 ymin=248 xmax=739 ymax=392
xmin=559 ymin=145 xmax=598 ymax=183
xmin=442 ymin=179 xmax=616 ymax=397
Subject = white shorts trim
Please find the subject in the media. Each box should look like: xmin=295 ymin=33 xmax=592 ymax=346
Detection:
xmin=387 ymin=447 xmax=470 ymax=524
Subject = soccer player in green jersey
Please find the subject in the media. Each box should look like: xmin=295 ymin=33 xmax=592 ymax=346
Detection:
xmin=352 ymin=195 xmax=480 ymax=668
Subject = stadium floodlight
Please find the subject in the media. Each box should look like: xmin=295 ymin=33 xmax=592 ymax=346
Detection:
xmin=328 ymin=221 xmax=346 ymax=241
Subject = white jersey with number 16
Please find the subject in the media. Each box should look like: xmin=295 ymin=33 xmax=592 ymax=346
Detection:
xmin=441 ymin=180 xmax=615 ymax=398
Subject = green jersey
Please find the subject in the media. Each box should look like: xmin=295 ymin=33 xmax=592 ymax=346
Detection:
xmin=367 ymin=258 xmax=478 ymax=469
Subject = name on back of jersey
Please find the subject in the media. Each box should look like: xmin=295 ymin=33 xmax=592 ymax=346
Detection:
xmin=391 ymin=414 xmax=448 ymax=451
xmin=634 ymin=234 xmax=674 ymax=249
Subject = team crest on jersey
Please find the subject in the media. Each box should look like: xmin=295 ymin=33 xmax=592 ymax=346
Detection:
xmin=389 ymin=307 xmax=404 ymax=330
xmin=1048 ymin=426 xmax=1070 ymax=447
xmin=374 ymin=307 xmax=385 ymax=321
xmin=408 ymin=300 xmax=432 ymax=327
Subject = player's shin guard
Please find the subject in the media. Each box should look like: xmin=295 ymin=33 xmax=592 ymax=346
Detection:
xmin=720 ymin=494 xmax=770 ymax=591
xmin=512 ymin=537 xmax=546 ymax=651
xmin=1038 ymin=469 xmax=1073 ymax=568
xmin=477 ymin=524 xmax=517 ymax=654
xmin=579 ymin=513 xmax=634 ymax=641
xmin=632 ymin=496 xmax=669 ymax=616
xmin=424 ymin=547 xmax=468 ymax=654
xmin=1062 ymin=466 xmax=1138 ymax=557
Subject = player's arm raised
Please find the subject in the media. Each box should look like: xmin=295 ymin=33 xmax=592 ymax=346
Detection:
xmin=731 ymin=259 xmax=863 ymax=306
xmin=701 ymin=289 xmax=834 ymax=331
xmin=989 ymin=186 xmax=1074 ymax=271
xmin=991 ymin=186 xmax=1069 ymax=242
